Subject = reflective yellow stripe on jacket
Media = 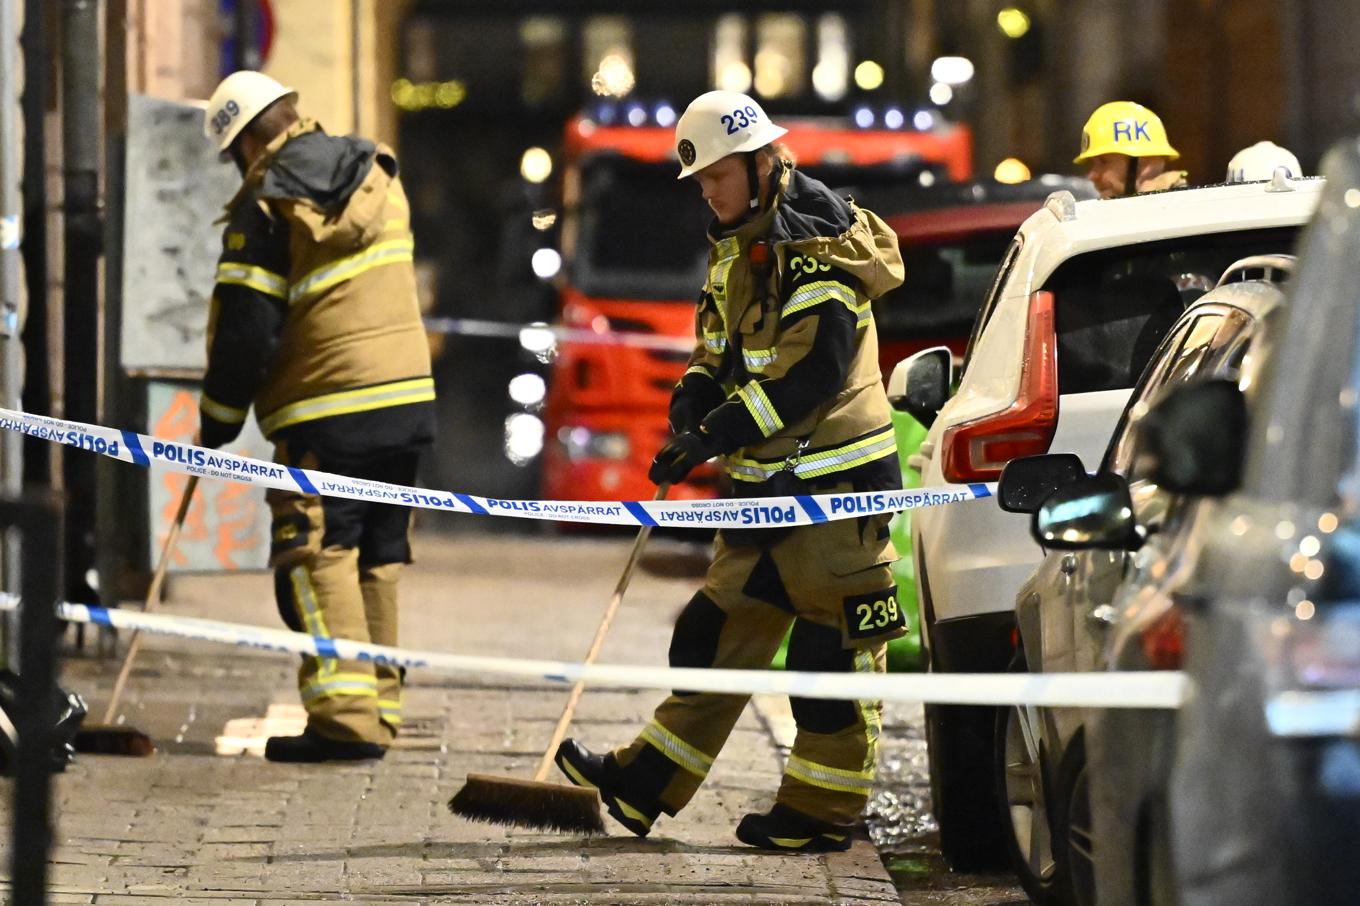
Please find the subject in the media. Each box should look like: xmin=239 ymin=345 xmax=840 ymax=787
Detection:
xmin=258 ymin=376 xmax=436 ymax=437
xmin=725 ymin=425 xmax=896 ymax=482
xmin=215 ymin=262 xmax=288 ymax=299
xmin=200 ymin=393 xmax=248 ymax=425
xmin=288 ymin=237 xmax=415 ymax=305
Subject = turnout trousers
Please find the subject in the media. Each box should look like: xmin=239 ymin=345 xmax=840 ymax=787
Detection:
xmin=266 ymin=438 xmax=420 ymax=747
xmin=610 ymin=505 xmax=904 ymax=826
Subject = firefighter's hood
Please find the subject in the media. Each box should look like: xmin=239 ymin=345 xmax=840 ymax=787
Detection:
xmin=226 ymin=120 xmax=398 ymax=249
xmin=771 ymin=167 xmax=905 ymax=300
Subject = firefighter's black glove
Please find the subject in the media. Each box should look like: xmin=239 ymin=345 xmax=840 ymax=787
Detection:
xmin=668 ymin=395 xmax=702 ymax=435
xmin=649 ymin=430 xmax=716 ymax=486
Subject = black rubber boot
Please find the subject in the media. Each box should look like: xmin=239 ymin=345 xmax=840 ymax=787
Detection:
xmin=264 ymin=728 xmax=385 ymax=763
xmin=555 ymin=738 xmax=660 ymax=838
xmin=735 ymin=803 xmax=854 ymax=853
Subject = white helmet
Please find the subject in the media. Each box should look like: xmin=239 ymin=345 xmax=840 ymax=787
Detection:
xmin=674 ymin=90 xmax=787 ymax=179
xmin=1226 ymin=141 xmax=1302 ymax=183
xmin=204 ymin=70 xmax=297 ymax=152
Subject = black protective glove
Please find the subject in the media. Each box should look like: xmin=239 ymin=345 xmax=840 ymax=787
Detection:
xmin=197 ymin=414 xmax=240 ymax=451
xmin=668 ymin=395 xmax=701 ymax=436
xmin=648 ymin=430 xmax=717 ymax=486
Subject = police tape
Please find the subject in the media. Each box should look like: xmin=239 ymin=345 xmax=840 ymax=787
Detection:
xmin=0 ymin=407 xmax=994 ymax=527
xmin=0 ymin=595 xmax=1187 ymax=709
xmin=423 ymin=316 xmax=693 ymax=353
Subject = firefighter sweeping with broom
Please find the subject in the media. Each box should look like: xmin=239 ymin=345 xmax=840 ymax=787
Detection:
xmin=552 ymin=90 xmax=908 ymax=851
xmin=195 ymin=71 xmax=436 ymax=762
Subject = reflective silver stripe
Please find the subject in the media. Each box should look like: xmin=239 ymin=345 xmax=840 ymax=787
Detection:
xmin=737 ymin=381 xmax=783 ymax=437
xmin=199 ymin=394 xmax=247 ymax=425
xmin=742 ymin=347 xmax=777 ymax=371
xmin=702 ymin=330 xmax=728 ymax=353
xmin=726 ymin=427 xmax=897 ymax=482
xmin=640 ymin=719 xmax=714 ymax=778
xmin=288 ymin=237 xmax=415 ymax=304
xmin=684 ymin=364 xmax=715 ymax=380
xmin=781 ymin=280 xmax=857 ymax=319
xmin=785 ymin=754 xmax=875 ymax=794
xmin=258 ymin=377 xmax=435 ymax=436
xmin=215 ymin=262 xmax=287 ymax=299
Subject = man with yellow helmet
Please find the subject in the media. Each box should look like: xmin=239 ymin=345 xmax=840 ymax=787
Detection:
xmin=1075 ymin=101 xmax=1187 ymax=199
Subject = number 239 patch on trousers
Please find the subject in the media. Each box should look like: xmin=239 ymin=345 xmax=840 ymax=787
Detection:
xmin=842 ymin=588 xmax=906 ymax=642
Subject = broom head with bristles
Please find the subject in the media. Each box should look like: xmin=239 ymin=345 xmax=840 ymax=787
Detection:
xmin=448 ymin=772 xmax=605 ymax=834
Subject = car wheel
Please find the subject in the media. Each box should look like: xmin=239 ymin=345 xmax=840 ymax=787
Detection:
xmin=994 ymin=652 xmax=1060 ymax=904
xmin=1053 ymin=731 xmax=1096 ymax=906
xmin=926 ymin=701 xmax=1008 ymax=871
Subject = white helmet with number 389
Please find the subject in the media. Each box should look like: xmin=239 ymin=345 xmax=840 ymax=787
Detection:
xmin=674 ymin=90 xmax=788 ymax=179
xmin=204 ymin=70 xmax=298 ymax=152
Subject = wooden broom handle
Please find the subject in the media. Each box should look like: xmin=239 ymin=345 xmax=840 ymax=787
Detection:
xmin=533 ymin=483 xmax=669 ymax=781
xmin=101 ymin=475 xmax=199 ymax=724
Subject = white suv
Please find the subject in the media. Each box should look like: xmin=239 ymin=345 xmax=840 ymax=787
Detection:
xmin=892 ymin=175 xmax=1324 ymax=870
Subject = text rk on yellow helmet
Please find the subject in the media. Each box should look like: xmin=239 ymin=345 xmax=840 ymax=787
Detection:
xmin=1074 ymin=101 xmax=1179 ymax=164
xmin=674 ymin=90 xmax=788 ymax=179
xmin=204 ymin=70 xmax=297 ymax=152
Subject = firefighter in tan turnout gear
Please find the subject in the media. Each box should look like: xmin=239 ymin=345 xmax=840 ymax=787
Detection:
xmin=197 ymin=71 xmax=435 ymax=762
xmin=556 ymin=90 xmax=906 ymax=851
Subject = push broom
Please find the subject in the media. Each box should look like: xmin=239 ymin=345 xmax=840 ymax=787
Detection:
xmin=74 ymin=476 xmax=199 ymax=756
xmin=448 ymin=483 xmax=670 ymax=834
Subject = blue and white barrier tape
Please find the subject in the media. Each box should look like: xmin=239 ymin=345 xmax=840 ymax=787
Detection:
xmin=0 ymin=407 xmax=993 ymax=528
xmin=0 ymin=595 xmax=1186 ymax=709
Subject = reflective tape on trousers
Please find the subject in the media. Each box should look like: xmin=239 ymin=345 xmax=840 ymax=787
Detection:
xmin=0 ymin=408 xmax=994 ymax=527
xmin=0 ymin=595 xmax=1187 ymax=709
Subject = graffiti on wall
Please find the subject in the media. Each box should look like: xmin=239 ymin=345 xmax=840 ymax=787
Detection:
xmin=147 ymin=382 xmax=271 ymax=572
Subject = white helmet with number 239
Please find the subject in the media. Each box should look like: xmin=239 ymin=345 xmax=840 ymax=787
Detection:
xmin=204 ymin=70 xmax=298 ymax=152
xmin=674 ymin=90 xmax=787 ymax=180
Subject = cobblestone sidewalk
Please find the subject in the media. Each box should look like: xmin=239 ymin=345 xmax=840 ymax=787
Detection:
xmin=1 ymin=532 xmax=902 ymax=905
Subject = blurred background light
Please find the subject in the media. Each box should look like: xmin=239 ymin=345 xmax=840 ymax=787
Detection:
xmin=997 ymin=7 xmax=1032 ymax=39
xmin=994 ymin=157 xmax=1032 ymax=183
xmin=508 ymin=373 xmax=547 ymax=406
xmin=854 ymin=60 xmax=885 ymax=91
xmin=504 ymin=413 xmax=545 ymax=464
xmin=531 ymin=248 xmax=562 ymax=279
xmin=930 ymin=55 xmax=975 ymax=85
xmin=520 ymin=147 xmax=553 ymax=183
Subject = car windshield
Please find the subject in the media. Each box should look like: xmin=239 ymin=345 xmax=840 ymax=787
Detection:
xmin=1043 ymin=227 xmax=1300 ymax=394
xmin=570 ymin=155 xmax=943 ymax=302
xmin=872 ymin=229 xmax=1016 ymax=340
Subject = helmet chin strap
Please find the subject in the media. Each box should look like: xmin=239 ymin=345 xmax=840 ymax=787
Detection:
xmin=1125 ymin=156 xmax=1140 ymax=197
xmin=746 ymin=152 xmax=762 ymax=211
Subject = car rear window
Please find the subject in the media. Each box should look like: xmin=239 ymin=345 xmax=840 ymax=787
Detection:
xmin=1044 ymin=227 xmax=1299 ymax=393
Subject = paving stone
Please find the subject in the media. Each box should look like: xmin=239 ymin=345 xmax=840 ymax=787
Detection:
xmin=0 ymin=534 xmax=900 ymax=903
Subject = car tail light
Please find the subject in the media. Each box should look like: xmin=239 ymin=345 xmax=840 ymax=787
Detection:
xmin=1139 ymin=607 xmax=1185 ymax=670
xmin=941 ymin=291 xmax=1058 ymax=482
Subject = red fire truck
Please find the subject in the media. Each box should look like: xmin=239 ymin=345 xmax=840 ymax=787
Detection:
xmin=541 ymin=103 xmax=972 ymax=502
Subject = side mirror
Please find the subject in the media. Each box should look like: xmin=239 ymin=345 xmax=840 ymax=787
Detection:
xmin=1138 ymin=378 xmax=1247 ymax=496
xmin=887 ymin=346 xmax=953 ymax=428
xmin=998 ymin=453 xmax=1088 ymax=514
xmin=1033 ymin=473 xmax=1144 ymax=551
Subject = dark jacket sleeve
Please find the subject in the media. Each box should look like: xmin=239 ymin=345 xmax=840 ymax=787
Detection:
xmin=701 ymin=260 xmax=859 ymax=453
xmin=199 ymin=199 xmax=289 ymax=448
xmin=668 ymin=292 xmax=728 ymax=434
